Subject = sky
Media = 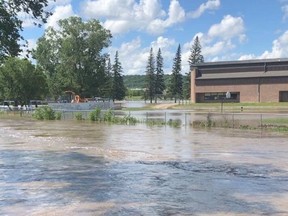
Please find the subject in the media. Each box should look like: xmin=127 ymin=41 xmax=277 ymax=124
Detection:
xmin=20 ymin=0 xmax=288 ymax=75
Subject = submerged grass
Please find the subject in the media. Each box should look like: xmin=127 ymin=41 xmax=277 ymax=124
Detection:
xmin=192 ymin=112 xmax=288 ymax=133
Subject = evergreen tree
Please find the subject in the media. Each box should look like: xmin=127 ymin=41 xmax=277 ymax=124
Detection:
xmin=154 ymin=48 xmax=165 ymax=103
xmin=169 ymin=44 xmax=183 ymax=103
xmin=112 ymin=51 xmax=126 ymax=101
xmin=145 ymin=48 xmax=155 ymax=103
xmin=184 ymin=36 xmax=204 ymax=99
xmin=103 ymin=55 xmax=113 ymax=99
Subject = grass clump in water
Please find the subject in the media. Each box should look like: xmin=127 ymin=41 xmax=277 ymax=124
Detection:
xmin=88 ymin=108 xmax=138 ymax=125
xmin=89 ymin=107 xmax=101 ymax=121
xmin=33 ymin=106 xmax=61 ymax=120
xmin=74 ymin=112 xmax=84 ymax=120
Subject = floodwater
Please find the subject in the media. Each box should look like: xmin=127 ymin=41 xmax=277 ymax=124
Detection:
xmin=1 ymin=118 xmax=288 ymax=216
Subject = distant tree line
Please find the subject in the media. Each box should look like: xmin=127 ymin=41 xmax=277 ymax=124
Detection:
xmin=0 ymin=2 xmax=204 ymax=104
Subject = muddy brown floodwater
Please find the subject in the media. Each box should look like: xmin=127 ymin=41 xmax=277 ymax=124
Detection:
xmin=1 ymin=118 xmax=288 ymax=216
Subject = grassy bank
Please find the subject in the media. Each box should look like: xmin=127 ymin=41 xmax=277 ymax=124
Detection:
xmin=155 ymin=102 xmax=288 ymax=113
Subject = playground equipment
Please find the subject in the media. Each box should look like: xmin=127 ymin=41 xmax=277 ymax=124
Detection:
xmin=64 ymin=91 xmax=88 ymax=103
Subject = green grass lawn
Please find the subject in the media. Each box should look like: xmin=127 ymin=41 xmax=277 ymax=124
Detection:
xmin=173 ymin=102 xmax=288 ymax=112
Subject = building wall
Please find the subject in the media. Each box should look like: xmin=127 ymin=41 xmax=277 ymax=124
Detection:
xmin=195 ymin=77 xmax=288 ymax=103
xmin=195 ymin=78 xmax=260 ymax=102
xmin=260 ymin=77 xmax=288 ymax=102
xmin=191 ymin=59 xmax=288 ymax=103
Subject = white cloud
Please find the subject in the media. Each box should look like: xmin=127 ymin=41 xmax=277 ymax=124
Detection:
xmin=110 ymin=36 xmax=176 ymax=75
xmin=19 ymin=12 xmax=36 ymax=28
xmin=19 ymin=39 xmax=37 ymax=59
xmin=45 ymin=4 xmax=75 ymax=29
xmin=208 ymin=15 xmax=245 ymax=40
xmin=81 ymin=0 xmax=170 ymax=35
xmin=48 ymin=0 xmax=72 ymax=6
xmin=81 ymin=0 xmax=134 ymax=18
xmin=165 ymin=0 xmax=185 ymax=25
xmin=81 ymin=0 xmax=188 ymax=35
xmin=188 ymin=0 xmax=220 ymax=19
xmin=260 ymin=30 xmax=288 ymax=59
xmin=80 ymin=0 xmax=222 ymax=35
xmin=238 ymin=54 xmax=256 ymax=61
xmin=151 ymin=36 xmax=176 ymax=51
xmin=282 ymin=5 xmax=288 ymax=20
xmin=238 ymin=31 xmax=288 ymax=60
xmin=183 ymin=15 xmax=246 ymax=60
xmin=103 ymin=20 xmax=133 ymax=35
xmin=18 ymin=0 xmax=73 ymax=28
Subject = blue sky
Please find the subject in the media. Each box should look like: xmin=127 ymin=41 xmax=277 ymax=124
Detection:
xmin=21 ymin=0 xmax=288 ymax=75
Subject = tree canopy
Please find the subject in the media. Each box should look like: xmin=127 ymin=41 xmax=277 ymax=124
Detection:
xmin=0 ymin=57 xmax=48 ymax=103
xmin=0 ymin=0 xmax=53 ymax=61
xmin=33 ymin=16 xmax=112 ymax=98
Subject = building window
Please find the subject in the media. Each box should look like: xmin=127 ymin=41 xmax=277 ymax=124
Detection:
xmin=203 ymin=92 xmax=239 ymax=102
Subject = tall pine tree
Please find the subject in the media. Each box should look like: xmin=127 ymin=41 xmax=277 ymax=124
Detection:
xmin=112 ymin=51 xmax=126 ymax=101
xmin=145 ymin=48 xmax=155 ymax=103
xmin=184 ymin=36 xmax=204 ymax=99
xmin=103 ymin=55 xmax=113 ymax=99
xmin=154 ymin=48 xmax=165 ymax=103
xmin=169 ymin=44 xmax=183 ymax=103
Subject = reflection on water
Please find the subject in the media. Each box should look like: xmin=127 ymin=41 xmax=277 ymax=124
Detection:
xmin=1 ymin=118 xmax=288 ymax=215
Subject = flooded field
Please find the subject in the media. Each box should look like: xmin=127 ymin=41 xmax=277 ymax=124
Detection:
xmin=1 ymin=118 xmax=288 ymax=215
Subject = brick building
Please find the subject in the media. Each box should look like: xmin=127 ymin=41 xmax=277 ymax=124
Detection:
xmin=190 ymin=58 xmax=288 ymax=103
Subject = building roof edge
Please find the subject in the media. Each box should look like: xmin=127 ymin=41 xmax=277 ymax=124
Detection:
xmin=191 ymin=58 xmax=288 ymax=67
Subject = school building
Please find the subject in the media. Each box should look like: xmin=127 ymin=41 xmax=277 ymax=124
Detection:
xmin=190 ymin=58 xmax=288 ymax=103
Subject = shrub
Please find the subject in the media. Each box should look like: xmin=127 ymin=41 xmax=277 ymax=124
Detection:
xmin=103 ymin=109 xmax=114 ymax=122
xmin=74 ymin=112 xmax=83 ymax=120
xmin=33 ymin=106 xmax=56 ymax=120
xmin=89 ymin=108 xmax=101 ymax=121
xmin=167 ymin=119 xmax=182 ymax=127
xmin=121 ymin=114 xmax=138 ymax=125
xmin=55 ymin=112 xmax=62 ymax=120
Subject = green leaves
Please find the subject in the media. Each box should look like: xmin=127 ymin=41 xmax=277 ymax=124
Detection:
xmin=0 ymin=57 xmax=48 ymax=102
xmin=0 ymin=0 xmax=52 ymax=60
xmin=34 ymin=17 xmax=113 ymax=98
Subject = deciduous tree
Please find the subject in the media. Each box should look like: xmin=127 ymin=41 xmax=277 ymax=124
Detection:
xmin=33 ymin=17 xmax=112 ymax=98
xmin=0 ymin=0 xmax=53 ymax=61
xmin=0 ymin=57 xmax=48 ymax=104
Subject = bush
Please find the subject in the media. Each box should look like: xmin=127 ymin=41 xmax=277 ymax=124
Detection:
xmin=89 ymin=108 xmax=101 ymax=121
xmin=121 ymin=114 xmax=138 ymax=125
xmin=74 ymin=112 xmax=83 ymax=120
xmin=103 ymin=109 xmax=114 ymax=122
xmin=33 ymin=106 xmax=56 ymax=120
xmin=55 ymin=112 xmax=62 ymax=120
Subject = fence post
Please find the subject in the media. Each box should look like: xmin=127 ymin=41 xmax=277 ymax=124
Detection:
xmin=232 ymin=112 xmax=234 ymax=128
xmin=260 ymin=114 xmax=263 ymax=130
